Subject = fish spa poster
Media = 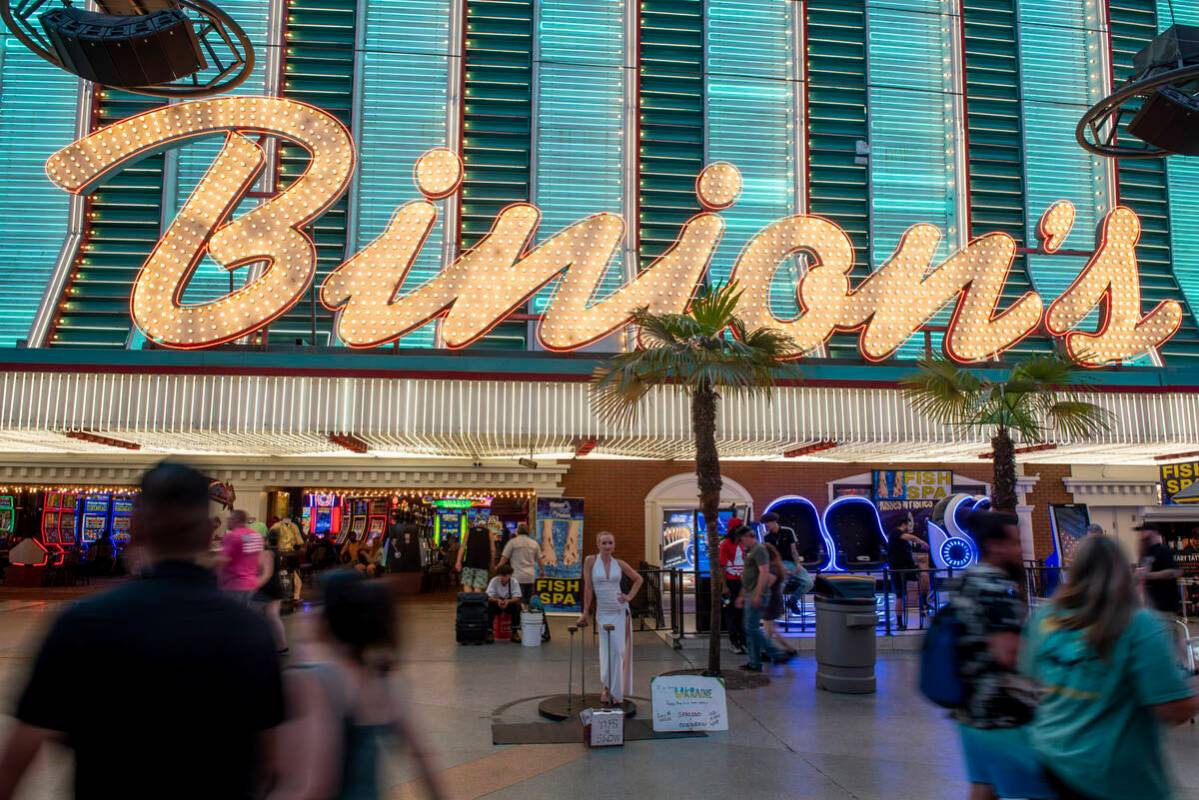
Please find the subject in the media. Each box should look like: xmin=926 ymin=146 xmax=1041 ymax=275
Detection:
xmin=534 ymin=498 xmax=584 ymax=614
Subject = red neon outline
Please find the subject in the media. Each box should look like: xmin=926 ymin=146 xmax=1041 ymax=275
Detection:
xmin=694 ymin=162 xmax=741 ymax=211
xmin=633 ymin=7 xmax=642 ymax=268
xmin=1044 ymin=206 xmax=1183 ymax=366
xmin=1036 ymin=200 xmax=1076 ymax=254
xmin=455 ymin=0 xmax=468 ymax=255
xmin=10 ymin=537 xmax=51 ymax=568
xmin=801 ymin=6 xmax=811 ymax=215
xmin=319 ymin=201 xmax=440 ymax=349
xmin=48 ymin=97 xmax=357 ymax=350
xmin=412 ymin=147 xmax=465 ymax=200
xmin=722 ymin=215 xmax=1041 ymax=364
xmin=535 ymin=211 xmax=723 ymax=353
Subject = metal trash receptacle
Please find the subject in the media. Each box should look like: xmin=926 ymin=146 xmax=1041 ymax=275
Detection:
xmin=813 ymin=575 xmax=877 ymax=694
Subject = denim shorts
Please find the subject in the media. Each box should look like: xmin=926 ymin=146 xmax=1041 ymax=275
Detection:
xmin=958 ymin=724 xmax=1054 ymax=799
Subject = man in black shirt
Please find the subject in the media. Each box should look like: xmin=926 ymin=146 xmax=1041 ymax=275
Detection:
xmin=0 ymin=462 xmax=285 ymax=800
xmin=1137 ymin=524 xmax=1182 ymax=617
xmin=887 ymin=514 xmax=926 ymax=630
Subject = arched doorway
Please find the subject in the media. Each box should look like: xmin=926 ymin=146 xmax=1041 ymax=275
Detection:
xmin=643 ymin=473 xmax=754 ymax=567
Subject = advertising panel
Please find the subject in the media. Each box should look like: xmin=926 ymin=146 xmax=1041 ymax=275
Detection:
xmin=1160 ymin=461 xmax=1199 ymax=505
xmin=534 ymin=498 xmax=583 ymax=614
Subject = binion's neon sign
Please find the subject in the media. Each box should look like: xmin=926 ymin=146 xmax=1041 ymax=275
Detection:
xmin=44 ymin=96 xmax=1182 ymax=367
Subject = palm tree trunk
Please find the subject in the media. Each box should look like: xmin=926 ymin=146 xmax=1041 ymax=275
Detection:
xmin=991 ymin=427 xmax=1018 ymax=512
xmin=692 ymin=380 xmax=724 ymax=675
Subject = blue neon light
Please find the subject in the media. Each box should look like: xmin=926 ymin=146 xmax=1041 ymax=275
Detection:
xmin=764 ymin=494 xmax=837 ymax=573
xmin=821 ymin=495 xmax=889 ymax=572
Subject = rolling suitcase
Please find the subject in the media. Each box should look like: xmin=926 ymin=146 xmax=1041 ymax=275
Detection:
xmin=456 ymin=592 xmax=489 ymax=645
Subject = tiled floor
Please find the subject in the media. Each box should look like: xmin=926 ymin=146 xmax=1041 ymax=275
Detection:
xmin=1 ymin=588 xmax=1196 ymax=799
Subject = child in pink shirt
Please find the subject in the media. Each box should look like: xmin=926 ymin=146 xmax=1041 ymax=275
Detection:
xmin=218 ymin=510 xmax=264 ymax=602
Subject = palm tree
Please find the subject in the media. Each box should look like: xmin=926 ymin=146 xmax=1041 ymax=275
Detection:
xmin=901 ymin=355 xmax=1111 ymax=511
xmin=590 ymin=283 xmax=797 ymax=675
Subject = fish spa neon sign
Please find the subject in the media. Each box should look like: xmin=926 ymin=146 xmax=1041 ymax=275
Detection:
xmin=45 ymin=97 xmax=1182 ymax=366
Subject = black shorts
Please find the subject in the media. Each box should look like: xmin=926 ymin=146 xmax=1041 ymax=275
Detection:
xmin=283 ymin=553 xmax=301 ymax=572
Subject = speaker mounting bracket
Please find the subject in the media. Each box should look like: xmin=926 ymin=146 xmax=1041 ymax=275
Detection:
xmin=1 ymin=0 xmax=254 ymax=98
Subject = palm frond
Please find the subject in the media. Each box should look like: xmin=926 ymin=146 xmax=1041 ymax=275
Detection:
xmin=900 ymin=358 xmax=983 ymax=425
xmin=1008 ymin=353 xmax=1077 ymax=390
xmin=1045 ymin=399 xmax=1112 ymax=440
xmin=589 ymin=347 xmax=686 ymax=426
xmin=688 ymin=282 xmax=741 ymax=336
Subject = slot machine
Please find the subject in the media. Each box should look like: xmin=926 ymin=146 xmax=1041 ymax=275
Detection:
xmin=57 ymin=493 xmax=79 ymax=553
xmin=365 ymin=498 xmax=390 ymax=547
xmin=346 ymin=499 xmax=368 ymax=546
xmin=79 ymin=493 xmax=112 ymax=549
xmin=0 ymin=495 xmax=14 ymax=546
xmin=41 ymin=493 xmax=63 ymax=548
xmin=109 ymin=495 xmax=134 ymax=552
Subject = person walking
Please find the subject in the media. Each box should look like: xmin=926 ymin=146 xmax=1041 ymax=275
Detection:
xmin=498 ymin=523 xmax=542 ymax=601
xmin=888 ymin=514 xmax=926 ymax=630
xmin=1022 ymin=535 xmax=1198 ymax=800
xmin=762 ymin=543 xmax=797 ymax=657
xmin=485 ymin=564 xmax=523 ymax=643
xmin=272 ymin=514 xmax=305 ymax=605
xmin=498 ymin=522 xmax=548 ymax=641
xmin=577 ymin=531 xmax=643 ymax=705
xmin=268 ymin=569 xmax=445 ymax=800
xmin=455 ymin=524 xmax=494 ymax=593
xmin=0 ymin=462 xmax=285 ymax=800
xmin=952 ymin=511 xmax=1052 ymax=800
xmin=719 ymin=526 xmax=748 ymax=655
xmin=258 ymin=528 xmax=289 ymax=655
xmin=734 ymin=526 xmax=794 ymax=672
xmin=762 ymin=511 xmax=804 ymax=617
xmin=1137 ymin=524 xmax=1182 ymax=618
xmin=218 ymin=509 xmax=267 ymax=605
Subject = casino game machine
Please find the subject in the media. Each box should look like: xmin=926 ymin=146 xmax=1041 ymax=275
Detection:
xmin=109 ymin=495 xmax=134 ymax=553
xmin=434 ymin=508 xmax=466 ymax=547
xmin=79 ymin=494 xmax=112 ymax=551
xmin=0 ymin=495 xmax=14 ymax=547
xmin=347 ymin=499 xmax=368 ymax=545
xmin=365 ymin=498 xmax=390 ymax=547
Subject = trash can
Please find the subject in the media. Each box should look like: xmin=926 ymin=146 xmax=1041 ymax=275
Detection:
xmin=813 ymin=575 xmax=878 ymax=694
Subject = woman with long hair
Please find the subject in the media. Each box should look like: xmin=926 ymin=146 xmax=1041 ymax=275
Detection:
xmin=1022 ymin=536 xmax=1197 ymax=800
xmin=577 ymin=531 xmax=643 ymax=706
xmin=269 ymin=570 xmax=444 ymax=800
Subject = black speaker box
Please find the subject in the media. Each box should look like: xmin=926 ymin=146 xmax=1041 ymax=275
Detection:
xmin=1129 ymin=86 xmax=1199 ymax=157
xmin=40 ymin=5 xmax=205 ymax=88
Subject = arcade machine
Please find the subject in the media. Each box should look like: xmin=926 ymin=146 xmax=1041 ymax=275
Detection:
xmin=363 ymin=498 xmax=390 ymax=550
xmin=762 ymin=496 xmax=836 ymax=571
xmin=433 ymin=507 xmax=467 ymax=547
xmin=109 ymin=495 xmax=134 ymax=555
xmin=57 ymin=493 xmax=78 ymax=558
xmin=78 ymin=493 xmax=112 ymax=551
xmin=822 ymin=496 xmax=889 ymax=571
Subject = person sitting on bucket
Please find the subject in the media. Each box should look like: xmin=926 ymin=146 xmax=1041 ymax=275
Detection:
xmin=485 ymin=564 xmax=522 ymax=644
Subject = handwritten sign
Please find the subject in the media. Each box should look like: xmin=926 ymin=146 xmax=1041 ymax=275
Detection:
xmin=651 ymin=675 xmax=729 ymax=732
xmin=580 ymin=708 xmax=624 ymax=747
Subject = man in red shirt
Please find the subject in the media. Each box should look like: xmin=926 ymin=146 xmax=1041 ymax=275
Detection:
xmin=719 ymin=520 xmax=747 ymax=654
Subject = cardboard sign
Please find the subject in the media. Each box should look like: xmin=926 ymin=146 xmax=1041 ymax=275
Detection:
xmin=651 ymin=675 xmax=729 ymax=732
xmin=580 ymin=708 xmax=624 ymax=747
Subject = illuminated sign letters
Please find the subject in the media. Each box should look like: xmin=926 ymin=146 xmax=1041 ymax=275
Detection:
xmin=45 ymin=97 xmax=1181 ymax=366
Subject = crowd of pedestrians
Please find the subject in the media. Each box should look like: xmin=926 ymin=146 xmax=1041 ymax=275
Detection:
xmin=942 ymin=511 xmax=1198 ymax=800
xmin=0 ymin=462 xmax=444 ymax=800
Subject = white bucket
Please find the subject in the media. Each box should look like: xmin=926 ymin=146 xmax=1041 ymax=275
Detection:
xmin=521 ymin=611 xmax=544 ymax=647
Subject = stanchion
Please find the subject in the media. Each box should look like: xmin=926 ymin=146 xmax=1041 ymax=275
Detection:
xmin=602 ymin=623 xmax=615 ymax=706
xmin=537 ymin=619 xmax=636 ymax=721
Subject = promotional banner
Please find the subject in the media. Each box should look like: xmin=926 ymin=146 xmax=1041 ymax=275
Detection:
xmin=534 ymin=498 xmax=584 ymax=614
xmin=872 ymin=470 xmax=953 ymax=542
xmin=1160 ymin=461 xmax=1199 ymax=505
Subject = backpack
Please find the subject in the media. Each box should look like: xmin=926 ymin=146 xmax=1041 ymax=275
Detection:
xmin=920 ymin=601 xmax=968 ymax=709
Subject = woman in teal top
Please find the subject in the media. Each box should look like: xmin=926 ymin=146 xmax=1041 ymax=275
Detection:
xmin=1021 ymin=536 xmax=1197 ymax=800
xmin=269 ymin=570 xmax=445 ymax=800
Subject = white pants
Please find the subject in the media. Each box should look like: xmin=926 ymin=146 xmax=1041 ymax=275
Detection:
xmin=597 ymin=610 xmax=632 ymax=702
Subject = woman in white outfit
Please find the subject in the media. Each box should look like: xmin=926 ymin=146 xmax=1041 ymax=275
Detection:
xmin=577 ymin=531 xmax=644 ymax=705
